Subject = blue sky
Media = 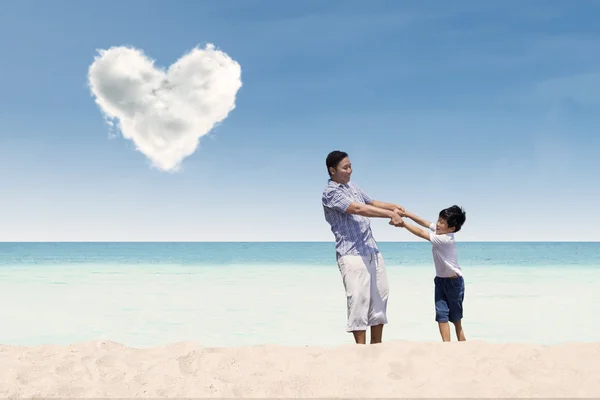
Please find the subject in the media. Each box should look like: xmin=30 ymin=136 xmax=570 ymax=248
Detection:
xmin=0 ymin=0 xmax=599 ymax=242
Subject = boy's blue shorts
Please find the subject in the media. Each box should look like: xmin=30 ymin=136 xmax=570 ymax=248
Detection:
xmin=434 ymin=276 xmax=465 ymax=323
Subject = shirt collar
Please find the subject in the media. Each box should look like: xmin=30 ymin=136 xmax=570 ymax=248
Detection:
xmin=328 ymin=178 xmax=349 ymax=188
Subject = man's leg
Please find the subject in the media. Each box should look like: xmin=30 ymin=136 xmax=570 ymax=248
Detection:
xmin=370 ymin=324 xmax=383 ymax=344
xmin=367 ymin=253 xmax=389 ymax=344
xmin=353 ymin=330 xmax=367 ymax=344
xmin=434 ymin=277 xmax=451 ymax=342
xmin=338 ymin=255 xmax=371 ymax=344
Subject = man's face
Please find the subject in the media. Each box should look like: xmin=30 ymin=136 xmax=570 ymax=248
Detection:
xmin=330 ymin=157 xmax=352 ymax=184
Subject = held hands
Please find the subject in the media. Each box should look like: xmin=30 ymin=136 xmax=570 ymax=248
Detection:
xmin=389 ymin=206 xmax=408 ymax=227
xmin=393 ymin=204 xmax=406 ymax=214
xmin=393 ymin=207 xmax=406 ymax=217
xmin=389 ymin=212 xmax=404 ymax=227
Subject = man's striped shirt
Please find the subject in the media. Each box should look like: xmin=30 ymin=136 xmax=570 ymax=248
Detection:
xmin=322 ymin=179 xmax=379 ymax=258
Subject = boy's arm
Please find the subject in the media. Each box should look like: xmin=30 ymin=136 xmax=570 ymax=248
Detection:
xmin=402 ymin=211 xmax=432 ymax=229
xmin=402 ymin=221 xmax=431 ymax=241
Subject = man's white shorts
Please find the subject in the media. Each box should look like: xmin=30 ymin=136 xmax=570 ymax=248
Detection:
xmin=337 ymin=252 xmax=389 ymax=332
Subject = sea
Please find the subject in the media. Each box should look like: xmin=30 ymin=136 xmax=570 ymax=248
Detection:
xmin=0 ymin=242 xmax=598 ymax=348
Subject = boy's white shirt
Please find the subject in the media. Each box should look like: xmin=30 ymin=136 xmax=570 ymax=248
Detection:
xmin=428 ymin=222 xmax=462 ymax=278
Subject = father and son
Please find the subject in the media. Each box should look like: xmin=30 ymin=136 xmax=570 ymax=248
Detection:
xmin=322 ymin=150 xmax=467 ymax=345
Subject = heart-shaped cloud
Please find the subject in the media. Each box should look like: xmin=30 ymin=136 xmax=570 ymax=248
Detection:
xmin=87 ymin=44 xmax=242 ymax=171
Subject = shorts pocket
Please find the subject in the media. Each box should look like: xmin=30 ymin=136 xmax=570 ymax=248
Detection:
xmin=337 ymin=256 xmax=353 ymax=278
xmin=450 ymin=276 xmax=464 ymax=290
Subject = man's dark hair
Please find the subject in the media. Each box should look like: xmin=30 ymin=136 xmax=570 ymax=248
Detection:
xmin=325 ymin=150 xmax=348 ymax=176
xmin=439 ymin=205 xmax=467 ymax=232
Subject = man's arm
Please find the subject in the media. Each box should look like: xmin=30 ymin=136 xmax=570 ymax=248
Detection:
xmin=323 ymin=187 xmax=403 ymax=224
xmin=369 ymin=200 xmax=405 ymax=213
xmin=347 ymin=202 xmax=399 ymax=219
xmin=352 ymin=183 xmax=404 ymax=213
xmin=402 ymin=211 xmax=432 ymax=229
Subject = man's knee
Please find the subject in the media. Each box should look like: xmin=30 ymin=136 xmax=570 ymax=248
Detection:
xmin=348 ymin=290 xmax=370 ymax=313
xmin=346 ymin=290 xmax=371 ymax=331
xmin=338 ymin=255 xmax=377 ymax=331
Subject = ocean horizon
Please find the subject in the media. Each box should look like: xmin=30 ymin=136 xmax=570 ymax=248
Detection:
xmin=1 ymin=241 xmax=598 ymax=348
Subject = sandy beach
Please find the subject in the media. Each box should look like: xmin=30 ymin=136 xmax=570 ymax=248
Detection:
xmin=1 ymin=340 xmax=599 ymax=398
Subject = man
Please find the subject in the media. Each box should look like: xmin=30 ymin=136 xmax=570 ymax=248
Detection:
xmin=321 ymin=150 xmax=405 ymax=344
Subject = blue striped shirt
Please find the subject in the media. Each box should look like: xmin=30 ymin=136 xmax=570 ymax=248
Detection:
xmin=322 ymin=179 xmax=379 ymax=258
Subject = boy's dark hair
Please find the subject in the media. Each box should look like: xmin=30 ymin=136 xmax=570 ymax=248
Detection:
xmin=439 ymin=205 xmax=466 ymax=232
xmin=325 ymin=150 xmax=348 ymax=176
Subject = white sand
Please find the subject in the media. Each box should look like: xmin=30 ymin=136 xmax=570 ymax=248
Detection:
xmin=1 ymin=340 xmax=599 ymax=398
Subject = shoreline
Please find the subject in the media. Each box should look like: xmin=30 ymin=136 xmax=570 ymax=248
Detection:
xmin=1 ymin=340 xmax=599 ymax=398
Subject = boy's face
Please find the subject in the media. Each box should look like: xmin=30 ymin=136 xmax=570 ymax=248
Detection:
xmin=436 ymin=217 xmax=455 ymax=234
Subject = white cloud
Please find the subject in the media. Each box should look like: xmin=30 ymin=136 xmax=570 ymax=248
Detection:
xmin=87 ymin=44 xmax=242 ymax=171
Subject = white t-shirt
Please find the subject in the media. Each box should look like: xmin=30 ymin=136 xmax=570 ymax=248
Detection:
xmin=428 ymin=223 xmax=462 ymax=278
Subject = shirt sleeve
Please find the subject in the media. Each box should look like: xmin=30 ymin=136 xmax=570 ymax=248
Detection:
xmin=351 ymin=182 xmax=373 ymax=204
xmin=358 ymin=186 xmax=373 ymax=204
xmin=430 ymin=232 xmax=453 ymax=246
xmin=427 ymin=222 xmax=453 ymax=245
xmin=322 ymin=187 xmax=353 ymax=213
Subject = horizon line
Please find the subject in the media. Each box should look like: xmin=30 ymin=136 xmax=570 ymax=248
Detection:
xmin=0 ymin=241 xmax=598 ymax=244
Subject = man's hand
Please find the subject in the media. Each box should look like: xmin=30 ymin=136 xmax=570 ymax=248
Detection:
xmin=389 ymin=213 xmax=404 ymax=227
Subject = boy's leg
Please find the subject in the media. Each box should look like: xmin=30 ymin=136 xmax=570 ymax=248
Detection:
xmin=434 ymin=277 xmax=451 ymax=342
xmin=453 ymin=319 xmax=466 ymax=341
xmin=448 ymin=276 xmax=466 ymax=341
xmin=438 ymin=322 xmax=451 ymax=342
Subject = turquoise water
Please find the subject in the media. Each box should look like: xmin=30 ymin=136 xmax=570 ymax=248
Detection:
xmin=0 ymin=242 xmax=598 ymax=347
xmin=2 ymin=241 xmax=600 ymax=266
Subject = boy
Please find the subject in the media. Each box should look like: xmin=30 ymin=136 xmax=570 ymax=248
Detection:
xmin=391 ymin=205 xmax=467 ymax=342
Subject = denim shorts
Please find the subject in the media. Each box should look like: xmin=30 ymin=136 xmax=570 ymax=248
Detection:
xmin=434 ymin=276 xmax=465 ymax=323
